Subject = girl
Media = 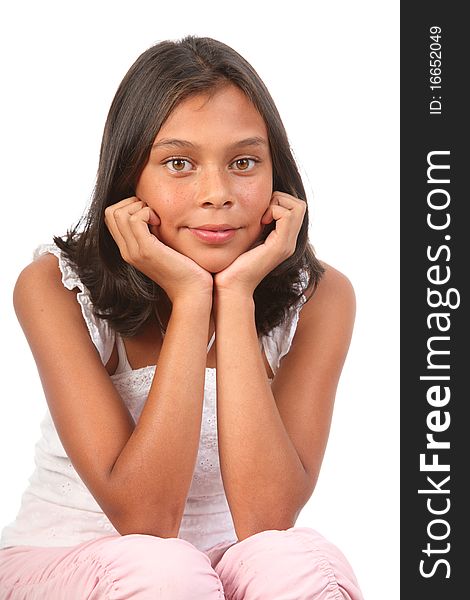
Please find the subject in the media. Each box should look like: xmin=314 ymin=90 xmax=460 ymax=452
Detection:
xmin=0 ymin=36 xmax=363 ymax=599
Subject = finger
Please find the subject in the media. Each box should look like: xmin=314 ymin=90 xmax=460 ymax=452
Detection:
xmin=104 ymin=211 xmax=130 ymax=257
xmin=104 ymin=197 xmax=135 ymax=224
xmin=261 ymin=202 xmax=291 ymax=224
xmin=278 ymin=197 xmax=305 ymax=213
xmin=272 ymin=192 xmax=307 ymax=212
xmin=266 ymin=203 xmax=304 ymax=255
xmin=111 ymin=201 xmax=147 ymax=258
xmin=108 ymin=196 xmax=141 ymax=210
xmin=271 ymin=191 xmax=301 ymax=202
xmin=128 ymin=206 xmax=162 ymax=247
xmin=270 ymin=205 xmax=296 ymax=233
xmin=104 ymin=196 xmax=143 ymax=236
xmin=120 ymin=200 xmax=161 ymax=226
xmin=261 ymin=194 xmax=305 ymax=226
xmin=271 ymin=196 xmax=307 ymax=237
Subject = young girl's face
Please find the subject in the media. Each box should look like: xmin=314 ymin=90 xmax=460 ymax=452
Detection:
xmin=135 ymin=83 xmax=273 ymax=274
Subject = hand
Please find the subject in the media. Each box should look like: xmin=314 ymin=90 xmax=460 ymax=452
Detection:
xmin=214 ymin=191 xmax=306 ymax=297
xmin=105 ymin=197 xmax=213 ymax=303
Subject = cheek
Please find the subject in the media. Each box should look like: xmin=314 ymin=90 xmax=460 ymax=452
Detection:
xmin=140 ymin=184 xmax=186 ymax=220
xmin=136 ymin=167 xmax=182 ymax=209
xmin=239 ymin=182 xmax=271 ymax=220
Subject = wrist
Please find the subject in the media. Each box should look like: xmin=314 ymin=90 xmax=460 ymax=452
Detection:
xmin=214 ymin=283 xmax=254 ymax=300
xmin=172 ymin=293 xmax=213 ymax=314
xmin=214 ymin=289 xmax=255 ymax=314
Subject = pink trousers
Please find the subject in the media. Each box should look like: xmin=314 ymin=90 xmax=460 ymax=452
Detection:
xmin=0 ymin=526 xmax=363 ymax=599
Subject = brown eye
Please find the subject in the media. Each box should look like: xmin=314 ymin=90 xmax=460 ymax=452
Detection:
xmin=164 ymin=158 xmax=192 ymax=173
xmin=233 ymin=158 xmax=256 ymax=171
xmin=171 ymin=159 xmax=187 ymax=171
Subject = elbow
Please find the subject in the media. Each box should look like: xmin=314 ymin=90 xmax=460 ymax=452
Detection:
xmin=233 ymin=507 xmax=301 ymax=543
xmin=116 ymin=521 xmax=181 ymax=539
xmin=234 ymin=516 xmax=297 ymax=543
xmin=233 ymin=484 xmax=312 ymax=542
xmin=113 ymin=509 xmax=183 ymax=539
xmin=102 ymin=475 xmax=186 ymax=539
xmin=108 ymin=497 xmax=184 ymax=539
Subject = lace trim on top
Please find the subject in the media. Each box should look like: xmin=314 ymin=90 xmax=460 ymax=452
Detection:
xmin=262 ymin=275 xmax=308 ymax=373
xmin=33 ymin=243 xmax=115 ymax=366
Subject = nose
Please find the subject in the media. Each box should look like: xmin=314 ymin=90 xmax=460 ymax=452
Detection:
xmin=197 ymin=167 xmax=233 ymax=208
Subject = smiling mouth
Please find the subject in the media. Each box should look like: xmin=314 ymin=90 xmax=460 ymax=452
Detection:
xmin=187 ymin=227 xmax=238 ymax=244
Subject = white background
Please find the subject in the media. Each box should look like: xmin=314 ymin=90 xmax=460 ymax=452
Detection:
xmin=0 ymin=1 xmax=399 ymax=598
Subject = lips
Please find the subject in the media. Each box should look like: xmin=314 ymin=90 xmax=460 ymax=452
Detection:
xmin=188 ymin=226 xmax=238 ymax=244
xmin=191 ymin=224 xmax=238 ymax=231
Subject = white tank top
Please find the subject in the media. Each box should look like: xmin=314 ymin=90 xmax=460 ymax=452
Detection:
xmin=0 ymin=243 xmax=308 ymax=552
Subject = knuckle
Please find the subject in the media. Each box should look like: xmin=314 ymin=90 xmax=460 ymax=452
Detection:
xmin=283 ymin=244 xmax=294 ymax=260
xmin=139 ymin=246 xmax=152 ymax=261
xmin=128 ymin=250 xmax=140 ymax=265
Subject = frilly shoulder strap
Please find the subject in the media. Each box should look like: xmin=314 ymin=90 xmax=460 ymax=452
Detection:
xmin=33 ymin=243 xmax=115 ymax=366
xmin=261 ymin=268 xmax=309 ymax=376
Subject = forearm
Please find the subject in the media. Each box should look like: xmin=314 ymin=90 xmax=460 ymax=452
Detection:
xmin=109 ymin=295 xmax=212 ymax=536
xmin=214 ymin=292 xmax=309 ymax=540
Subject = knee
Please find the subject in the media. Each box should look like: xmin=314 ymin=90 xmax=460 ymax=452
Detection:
xmin=287 ymin=527 xmax=363 ymax=599
xmin=89 ymin=534 xmax=223 ymax=598
xmin=216 ymin=527 xmax=363 ymax=600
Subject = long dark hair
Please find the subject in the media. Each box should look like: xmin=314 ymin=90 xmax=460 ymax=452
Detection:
xmin=54 ymin=35 xmax=324 ymax=338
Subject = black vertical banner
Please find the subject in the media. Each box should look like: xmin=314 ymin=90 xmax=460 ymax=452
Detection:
xmin=401 ymin=3 xmax=467 ymax=597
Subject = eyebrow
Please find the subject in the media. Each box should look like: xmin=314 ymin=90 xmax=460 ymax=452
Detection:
xmin=151 ymin=136 xmax=268 ymax=152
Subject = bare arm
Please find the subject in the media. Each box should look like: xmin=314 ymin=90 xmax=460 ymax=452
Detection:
xmin=14 ymin=253 xmax=212 ymax=537
xmin=214 ymin=264 xmax=355 ymax=540
xmin=110 ymin=293 xmax=212 ymax=535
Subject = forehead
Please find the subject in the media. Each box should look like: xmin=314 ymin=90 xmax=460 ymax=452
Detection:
xmin=156 ymin=84 xmax=269 ymax=143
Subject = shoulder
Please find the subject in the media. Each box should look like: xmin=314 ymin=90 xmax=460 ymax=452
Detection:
xmin=13 ymin=252 xmax=82 ymax=325
xmin=15 ymin=252 xmax=69 ymax=298
xmin=294 ymin=261 xmax=355 ymax=349
xmin=14 ymin=249 xmax=115 ymax=368
xmin=301 ymin=261 xmax=355 ymax=320
xmin=16 ymin=251 xmax=61 ymax=282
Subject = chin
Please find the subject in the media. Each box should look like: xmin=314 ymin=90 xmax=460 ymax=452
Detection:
xmin=194 ymin=255 xmax=236 ymax=274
